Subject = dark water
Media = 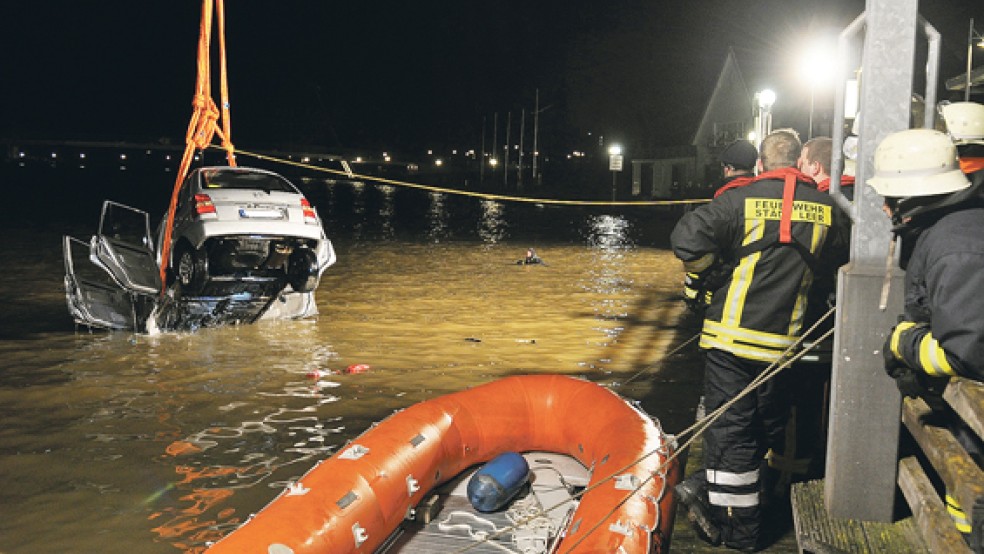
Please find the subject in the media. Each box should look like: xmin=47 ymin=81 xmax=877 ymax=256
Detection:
xmin=0 ymin=165 xmax=703 ymax=553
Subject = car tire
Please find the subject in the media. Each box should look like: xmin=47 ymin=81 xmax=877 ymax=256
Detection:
xmin=174 ymin=242 xmax=208 ymax=296
xmin=287 ymin=248 xmax=319 ymax=293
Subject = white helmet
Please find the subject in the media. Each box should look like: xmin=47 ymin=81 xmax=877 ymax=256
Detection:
xmin=940 ymin=101 xmax=984 ymax=145
xmin=867 ymin=129 xmax=970 ymax=197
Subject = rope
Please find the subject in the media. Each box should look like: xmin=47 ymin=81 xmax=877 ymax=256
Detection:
xmin=451 ymin=306 xmax=837 ymax=554
xmin=223 ymin=146 xmax=711 ymax=208
xmin=159 ymin=0 xmax=237 ymax=295
xmin=616 ymin=333 xmax=701 ymax=389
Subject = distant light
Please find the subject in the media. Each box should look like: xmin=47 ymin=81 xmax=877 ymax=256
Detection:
xmin=302 ymin=156 xmax=311 ymax=163
xmin=355 ymin=157 xmax=363 ymax=163
xmin=489 ymin=158 xmax=499 ymax=167
xmin=383 ymin=155 xmax=391 ymax=162
xmin=382 ymin=152 xmax=389 ymax=157
xmin=51 ymin=152 xmax=57 ymax=159
xmin=18 ymin=151 xmax=25 ymax=158
xmin=452 ymin=149 xmax=458 ymax=155
xmin=757 ymin=89 xmax=777 ymax=109
xmin=79 ymin=153 xmax=86 ymax=159
xmin=165 ymin=155 xmax=172 ymax=161
xmin=608 ymin=144 xmax=622 ymax=156
xmin=435 ymin=159 xmax=444 ymax=167
xmin=145 ymin=149 xmax=152 ymax=155
xmin=747 ymin=131 xmax=758 ymax=142
xmin=427 ymin=149 xmax=434 ymax=155
xmin=120 ymin=153 xmax=127 ymax=160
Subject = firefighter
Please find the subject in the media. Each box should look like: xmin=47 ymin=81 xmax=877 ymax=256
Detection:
xmin=940 ymin=100 xmax=984 ymax=176
xmin=870 ymin=128 xmax=984 ymax=548
xmin=713 ymin=139 xmax=758 ymax=198
xmin=671 ymin=129 xmax=851 ymax=551
xmin=798 ymin=136 xmax=856 ymax=199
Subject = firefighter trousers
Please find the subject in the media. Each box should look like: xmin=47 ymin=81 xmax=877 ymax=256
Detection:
xmin=702 ymin=348 xmax=790 ymax=549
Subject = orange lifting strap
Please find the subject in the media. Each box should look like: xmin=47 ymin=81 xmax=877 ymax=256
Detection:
xmin=158 ymin=0 xmax=237 ymax=293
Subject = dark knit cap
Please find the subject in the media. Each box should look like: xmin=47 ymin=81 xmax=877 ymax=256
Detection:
xmin=719 ymin=140 xmax=758 ymax=170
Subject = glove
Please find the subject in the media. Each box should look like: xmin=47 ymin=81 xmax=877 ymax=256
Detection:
xmin=882 ymin=324 xmax=911 ymax=378
xmin=882 ymin=322 xmax=947 ymax=410
xmin=683 ymin=272 xmax=712 ymax=313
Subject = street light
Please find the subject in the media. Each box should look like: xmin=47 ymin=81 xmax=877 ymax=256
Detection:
xmin=754 ymin=89 xmax=776 ymax=149
xmin=608 ymin=144 xmax=623 ymax=201
xmin=965 ymin=18 xmax=984 ymax=101
xmin=799 ymin=43 xmax=837 ymax=139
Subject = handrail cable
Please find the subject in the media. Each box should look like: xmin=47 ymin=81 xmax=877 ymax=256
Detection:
xmin=223 ymin=145 xmax=712 ymax=207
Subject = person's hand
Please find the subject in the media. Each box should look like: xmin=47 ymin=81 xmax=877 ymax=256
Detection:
xmin=683 ymin=272 xmax=712 ymax=312
xmin=882 ymin=322 xmax=947 ymax=410
xmin=882 ymin=326 xmax=909 ymax=378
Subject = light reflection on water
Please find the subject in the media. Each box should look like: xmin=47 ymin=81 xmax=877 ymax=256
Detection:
xmin=0 ymin=175 xmax=701 ymax=553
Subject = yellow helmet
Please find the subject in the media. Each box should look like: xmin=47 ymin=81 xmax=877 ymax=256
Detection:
xmin=940 ymin=101 xmax=984 ymax=145
xmin=867 ymin=129 xmax=970 ymax=197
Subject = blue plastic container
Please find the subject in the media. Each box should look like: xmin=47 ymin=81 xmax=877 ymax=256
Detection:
xmin=466 ymin=452 xmax=530 ymax=512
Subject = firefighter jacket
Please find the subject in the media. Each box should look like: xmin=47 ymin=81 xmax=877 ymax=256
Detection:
xmin=671 ymin=167 xmax=851 ymax=363
xmin=713 ymin=173 xmax=754 ymax=198
xmin=893 ymin=177 xmax=984 ymax=381
xmin=816 ymin=175 xmax=855 ymax=200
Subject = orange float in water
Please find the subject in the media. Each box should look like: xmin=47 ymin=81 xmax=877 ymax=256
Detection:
xmin=208 ymin=374 xmax=680 ymax=553
xmin=344 ymin=364 xmax=371 ymax=374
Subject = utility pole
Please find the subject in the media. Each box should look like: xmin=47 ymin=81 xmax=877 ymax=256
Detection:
xmin=518 ymin=109 xmax=526 ymax=190
xmin=492 ymin=113 xmax=498 ymax=177
xmin=504 ymin=112 xmax=512 ymax=188
xmin=533 ymin=89 xmax=540 ymax=186
xmin=480 ymin=115 xmax=486 ymax=184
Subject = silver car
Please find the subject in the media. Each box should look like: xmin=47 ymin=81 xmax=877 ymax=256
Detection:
xmin=63 ymin=166 xmax=337 ymax=331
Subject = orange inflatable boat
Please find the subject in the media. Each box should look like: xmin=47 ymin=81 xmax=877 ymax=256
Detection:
xmin=208 ymin=374 xmax=680 ymax=553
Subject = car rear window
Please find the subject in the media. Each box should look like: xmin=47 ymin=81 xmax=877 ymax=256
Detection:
xmin=200 ymin=170 xmax=296 ymax=193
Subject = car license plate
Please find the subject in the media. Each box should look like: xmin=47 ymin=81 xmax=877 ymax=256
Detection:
xmin=239 ymin=207 xmax=285 ymax=219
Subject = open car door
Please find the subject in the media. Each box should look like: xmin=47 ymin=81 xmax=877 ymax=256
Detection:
xmin=63 ymin=236 xmax=140 ymax=330
xmin=90 ymin=201 xmax=161 ymax=295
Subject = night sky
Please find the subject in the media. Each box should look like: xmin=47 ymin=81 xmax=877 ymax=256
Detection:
xmin=2 ymin=1 xmax=982 ymax=158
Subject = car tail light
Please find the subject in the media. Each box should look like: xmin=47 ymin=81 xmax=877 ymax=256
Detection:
xmin=194 ymin=194 xmax=217 ymax=219
xmin=301 ymin=198 xmax=318 ymax=225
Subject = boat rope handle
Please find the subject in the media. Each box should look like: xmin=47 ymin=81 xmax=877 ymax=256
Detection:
xmin=451 ymin=305 xmax=837 ymax=554
xmin=220 ymin=145 xmax=712 ymax=208
xmin=158 ymin=0 xmax=238 ymax=296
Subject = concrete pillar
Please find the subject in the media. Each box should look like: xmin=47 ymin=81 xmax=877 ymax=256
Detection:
xmin=824 ymin=0 xmax=919 ymax=522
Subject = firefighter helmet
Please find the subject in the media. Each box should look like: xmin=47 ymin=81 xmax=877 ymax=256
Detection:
xmin=940 ymin=101 xmax=984 ymax=145
xmin=868 ymin=129 xmax=970 ymax=197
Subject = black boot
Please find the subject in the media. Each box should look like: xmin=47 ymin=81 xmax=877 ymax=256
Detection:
xmin=675 ymin=475 xmax=721 ymax=546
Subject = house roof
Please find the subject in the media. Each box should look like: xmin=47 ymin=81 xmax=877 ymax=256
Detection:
xmin=692 ymin=47 xmax=753 ymax=147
